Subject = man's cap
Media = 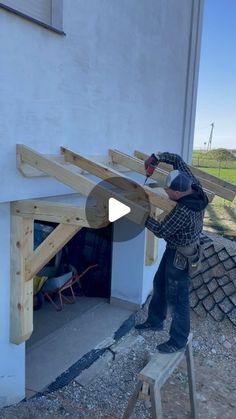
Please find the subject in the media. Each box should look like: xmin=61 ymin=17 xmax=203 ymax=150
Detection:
xmin=165 ymin=170 xmax=192 ymax=192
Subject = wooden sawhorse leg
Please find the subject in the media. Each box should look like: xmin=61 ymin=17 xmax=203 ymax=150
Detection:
xmin=150 ymin=381 xmax=162 ymax=419
xmin=122 ymin=381 xmax=143 ymax=419
xmin=185 ymin=339 xmax=197 ymax=418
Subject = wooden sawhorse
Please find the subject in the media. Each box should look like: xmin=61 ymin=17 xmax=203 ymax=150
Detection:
xmin=122 ymin=333 xmax=197 ymax=419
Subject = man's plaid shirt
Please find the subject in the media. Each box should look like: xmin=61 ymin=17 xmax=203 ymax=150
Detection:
xmin=145 ymin=153 xmax=207 ymax=248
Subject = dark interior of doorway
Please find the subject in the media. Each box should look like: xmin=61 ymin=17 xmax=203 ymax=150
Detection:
xmin=33 ymin=221 xmax=113 ymax=311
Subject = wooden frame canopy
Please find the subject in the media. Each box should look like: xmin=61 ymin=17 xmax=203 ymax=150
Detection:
xmin=11 ymin=144 xmax=234 ymax=345
xmin=12 ymin=144 xmax=175 ymax=345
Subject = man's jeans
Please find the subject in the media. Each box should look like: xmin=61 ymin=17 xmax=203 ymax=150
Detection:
xmin=148 ymin=248 xmax=190 ymax=348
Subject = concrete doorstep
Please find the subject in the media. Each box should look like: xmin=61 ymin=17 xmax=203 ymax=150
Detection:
xmin=26 ymin=301 xmax=135 ymax=397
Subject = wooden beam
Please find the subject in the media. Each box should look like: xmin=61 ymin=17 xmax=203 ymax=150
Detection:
xmin=134 ymin=150 xmax=172 ymax=172
xmin=109 ymin=149 xmax=177 ymax=212
xmin=61 ymin=147 xmax=139 ymax=191
xmin=143 ymin=187 xmax=175 ymax=212
xmin=63 ymin=147 xmax=176 ymax=213
xmin=10 ymin=216 xmax=33 ymax=344
xmin=12 ymin=200 xmax=107 ymax=228
xmin=17 ymin=145 xmax=148 ymax=225
xmin=109 ymin=149 xmax=213 ymax=202
xmin=25 ymin=224 xmax=81 ymax=282
xmin=17 ymin=144 xmax=101 ymax=196
xmin=109 ymin=149 xmax=168 ymax=185
xmin=17 ymin=150 xmax=112 ymax=178
xmin=134 ymin=150 xmax=236 ymax=201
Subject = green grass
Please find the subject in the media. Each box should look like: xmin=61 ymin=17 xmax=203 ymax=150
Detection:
xmin=192 ymin=150 xmax=236 ymax=239
xmin=199 ymin=167 xmax=236 ymax=184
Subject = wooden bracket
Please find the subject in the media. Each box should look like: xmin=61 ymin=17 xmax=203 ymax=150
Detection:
xmin=10 ymin=206 xmax=82 ymax=344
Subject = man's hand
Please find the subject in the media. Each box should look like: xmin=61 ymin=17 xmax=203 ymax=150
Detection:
xmin=144 ymin=153 xmax=160 ymax=177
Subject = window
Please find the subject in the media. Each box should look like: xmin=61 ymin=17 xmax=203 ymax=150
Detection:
xmin=0 ymin=0 xmax=64 ymax=33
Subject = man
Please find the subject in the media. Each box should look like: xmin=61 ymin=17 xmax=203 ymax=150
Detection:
xmin=135 ymin=152 xmax=209 ymax=353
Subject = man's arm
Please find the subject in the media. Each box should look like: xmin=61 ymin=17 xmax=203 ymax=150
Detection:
xmin=145 ymin=205 xmax=190 ymax=239
xmin=157 ymin=152 xmax=200 ymax=185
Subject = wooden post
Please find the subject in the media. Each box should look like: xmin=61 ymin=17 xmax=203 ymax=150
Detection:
xmin=185 ymin=339 xmax=197 ymax=419
xmin=145 ymin=229 xmax=158 ymax=266
xmin=10 ymin=216 xmax=34 ymax=344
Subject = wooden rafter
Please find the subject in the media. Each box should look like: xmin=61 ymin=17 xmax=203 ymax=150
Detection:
xmin=17 ymin=144 xmax=149 ymax=225
xmin=61 ymin=146 xmax=139 ymax=191
xmin=61 ymin=147 xmax=175 ymax=213
xmin=109 ymin=149 xmax=168 ymax=185
xmin=134 ymin=150 xmax=236 ymax=202
xmin=110 ymin=149 xmax=215 ymax=202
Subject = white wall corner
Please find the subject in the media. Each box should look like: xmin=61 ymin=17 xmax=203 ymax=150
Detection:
xmin=181 ymin=0 xmax=205 ymax=163
xmin=111 ymin=220 xmax=145 ymax=306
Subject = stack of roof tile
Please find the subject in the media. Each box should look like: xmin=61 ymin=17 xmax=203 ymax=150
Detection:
xmin=190 ymin=237 xmax=236 ymax=326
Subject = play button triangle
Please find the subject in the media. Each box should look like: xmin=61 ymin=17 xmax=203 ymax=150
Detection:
xmin=108 ymin=197 xmax=131 ymax=222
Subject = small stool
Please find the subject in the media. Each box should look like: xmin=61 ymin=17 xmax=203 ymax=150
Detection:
xmin=122 ymin=333 xmax=197 ymax=419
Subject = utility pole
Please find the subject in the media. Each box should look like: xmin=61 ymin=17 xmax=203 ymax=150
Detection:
xmin=207 ymin=123 xmax=214 ymax=151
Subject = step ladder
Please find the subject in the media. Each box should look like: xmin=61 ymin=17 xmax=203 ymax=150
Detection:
xmin=122 ymin=333 xmax=197 ymax=419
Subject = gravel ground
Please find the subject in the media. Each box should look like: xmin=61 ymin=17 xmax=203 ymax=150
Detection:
xmin=1 ymin=297 xmax=235 ymax=419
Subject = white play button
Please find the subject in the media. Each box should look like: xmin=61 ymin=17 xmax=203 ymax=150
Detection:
xmin=108 ymin=197 xmax=131 ymax=222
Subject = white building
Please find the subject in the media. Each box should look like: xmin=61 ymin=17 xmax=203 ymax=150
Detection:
xmin=0 ymin=0 xmax=204 ymax=406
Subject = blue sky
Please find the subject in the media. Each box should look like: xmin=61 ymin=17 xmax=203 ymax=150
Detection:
xmin=194 ymin=0 xmax=236 ymax=149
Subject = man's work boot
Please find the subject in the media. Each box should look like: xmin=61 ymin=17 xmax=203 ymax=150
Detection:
xmin=156 ymin=339 xmax=185 ymax=353
xmin=135 ymin=320 xmax=163 ymax=332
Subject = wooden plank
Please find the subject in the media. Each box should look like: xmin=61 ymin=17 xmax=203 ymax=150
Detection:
xmin=62 ymin=147 xmax=174 ymax=210
xmin=109 ymin=149 xmax=176 ymax=212
xmin=10 ymin=216 xmax=33 ymax=344
xmin=17 ymin=151 xmax=112 ymax=178
xmin=17 ymin=145 xmax=148 ymax=225
xmin=61 ymin=147 xmax=140 ymax=192
xmin=25 ymin=224 xmax=81 ymax=282
xmin=134 ymin=150 xmax=236 ymax=200
xmin=17 ymin=144 xmax=102 ymax=196
xmin=17 ymin=153 xmax=66 ymax=177
xmin=134 ymin=150 xmax=172 ymax=172
xmin=12 ymin=200 xmax=107 ymax=228
xmin=110 ymin=149 xmax=214 ymax=204
xmin=109 ymin=149 xmax=168 ymax=185
xmin=143 ymin=186 xmax=176 ymax=212
xmin=139 ymin=351 xmax=185 ymax=388
xmin=139 ymin=333 xmax=193 ymax=388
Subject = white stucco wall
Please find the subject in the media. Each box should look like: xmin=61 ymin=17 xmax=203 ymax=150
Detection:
xmin=0 ymin=0 xmax=201 ymax=203
xmin=0 ymin=0 xmax=204 ymax=406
